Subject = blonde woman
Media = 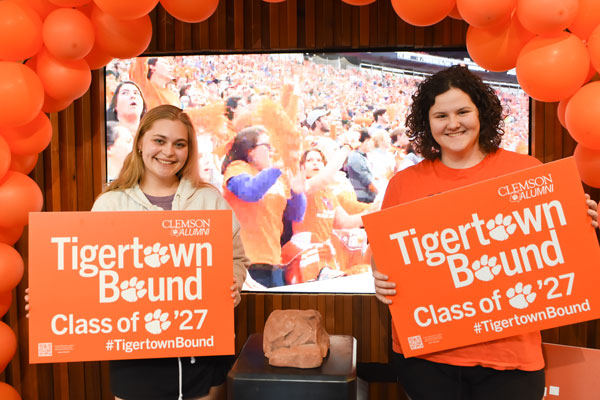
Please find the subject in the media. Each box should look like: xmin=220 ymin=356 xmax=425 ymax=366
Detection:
xmin=94 ymin=105 xmax=249 ymax=400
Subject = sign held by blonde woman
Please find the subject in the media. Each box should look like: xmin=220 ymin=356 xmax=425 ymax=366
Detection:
xmin=28 ymin=210 xmax=234 ymax=363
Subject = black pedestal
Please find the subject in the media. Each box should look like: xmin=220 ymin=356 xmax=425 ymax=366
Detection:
xmin=228 ymin=334 xmax=359 ymax=400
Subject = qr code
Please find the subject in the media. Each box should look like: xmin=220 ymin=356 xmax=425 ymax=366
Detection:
xmin=38 ymin=343 xmax=52 ymax=357
xmin=407 ymin=335 xmax=423 ymax=350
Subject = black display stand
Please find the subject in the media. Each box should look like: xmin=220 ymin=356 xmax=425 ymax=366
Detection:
xmin=227 ymin=333 xmax=364 ymax=400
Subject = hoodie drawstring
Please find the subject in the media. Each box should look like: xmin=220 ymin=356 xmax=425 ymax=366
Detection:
xmin=177 ymin=357 xmax=196 ymax=399
xmin=177 ymin=357 xmax=183 ymax=400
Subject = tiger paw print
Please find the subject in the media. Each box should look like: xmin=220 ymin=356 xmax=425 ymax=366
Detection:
xmin=472 ymin=255 xmax=501 ymax=282
xmin=120 ymin=277 xmax=147 ymax=302
xmin=487 ymin=213 xmax=517 ymax=241
xmin=144 ymin=309 xmax=171 ymax=335
xmin=507 ymin=282 xmax=536 ymax=310
xmin=144 ymin=243 xmax=170 ymax=268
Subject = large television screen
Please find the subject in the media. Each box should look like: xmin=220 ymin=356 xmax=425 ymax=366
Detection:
xmin=104 ymin=51 xmax=530 ymax=293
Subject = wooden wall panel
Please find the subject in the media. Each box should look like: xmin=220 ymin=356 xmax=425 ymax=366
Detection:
xmin=2 ymin=1 xmax=599 ymax=399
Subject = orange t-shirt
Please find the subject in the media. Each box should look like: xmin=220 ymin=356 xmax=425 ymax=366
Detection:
xmin=223 ymin=161 xmax=289 ymax=266
xmin=382 ymin=149 xmax=545 ymax=371
xmin=293 ymin=187 xmax=338 ymax=243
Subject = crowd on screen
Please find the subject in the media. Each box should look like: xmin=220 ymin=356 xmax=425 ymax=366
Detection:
xmin=104 ymin=54 xmax=530 ymax=290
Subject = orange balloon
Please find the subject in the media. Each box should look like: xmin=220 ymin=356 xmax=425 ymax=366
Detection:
xmin=84 ymin=44 xmax=113 ymax=70
xmin=448 ymin=5 xmax=463 ymax=20
xmin=0 ymin=225 xmax=24 ymax=246
xmin=12 ymin=0 xmax=57 ymax=20
xmin=42 ymin=94 xmax=72 ymax=114
xmin=574 ymin=144 xmax=600 ymax=188
xmin=569 ymin=0 xmax=600 ymax=41
xmin=0 ymin=383 xmax=20 ymax=400
xmin=36 ymin=48 xmax=91 ymax=101
xmin=0 ymin=136 xmax=9 ymax=180
xmin=0 ymin=62 xmax=44 ymax=128
xmin=9 ymin=153 xmax=38 ymax=175
xmin=94 ymin=0 xmax=158 ymax=20
xmin=0 ymin=322 xmax=17 ymax=374
xmin=588 ymin=25 xmax=600 ymax=77
xmin=584 ymin=59 xmax=597 ymax=83
xmin=341 ymin=0 xmax=376 ymax=5
xmin=24 ymin=53 xmax=37 ymax=71
xmin=91 ymin=6 xmax=153 ymax=59
xmin=517 ymin=0 xmax=579 ymax=37
xmin=0 ymin=112 xmax=52 ymax=155
xmin=557 ymin=95 xmax=571 ymax=128
xmin=516 ymin=32 xmax=589 ymax=102
xmin=565 ymin=81 xmax=600 ymax=150
xmin=43 ymin=8 xmax=95 ymax=61
xmin=263 ymin=0 xmax=286 ymax=3
xmin=0 ymin=171 xmax=44 ymax=228
xmin=159 ymin=0 xmax=219 ymax=23
xmin=0 ymin=1 xmax=43 ymax=62
xmin=0 ymin=243 xmax=24 ymax=293
xmin=0 ymin=291 xmax=11 ymax=317
xmin=390 ymin=0 xmax=455 ymax=27
xmin=77 ymin=1 xmax=94 ymax=16
xmin=457 ymin=0 xmax=515 ymax=29
xmin=84 ymin=43 xmax=112 ymax=70
xmin=466 ymin=16 xmax=534 ymax=72
xmin=49 ymin=0 xmax=91 ymax=6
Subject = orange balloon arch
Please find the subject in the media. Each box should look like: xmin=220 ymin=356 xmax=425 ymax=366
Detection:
xmin=1 ymin=0 xmax=600 ymax=397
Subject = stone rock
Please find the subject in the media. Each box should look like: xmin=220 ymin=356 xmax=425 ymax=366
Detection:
xmin=263 ymin=309 xmax=330 ymax=368
xmin=268 ymin=344 xmax=324 ymax=369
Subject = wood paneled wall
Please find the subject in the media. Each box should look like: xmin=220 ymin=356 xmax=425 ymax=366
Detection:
xmin=1 ymin=1 xmax=598 ymax=399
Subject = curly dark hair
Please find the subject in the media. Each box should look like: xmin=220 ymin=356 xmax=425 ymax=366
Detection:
xmin=405 ymin=65 xmax=504 ymax=160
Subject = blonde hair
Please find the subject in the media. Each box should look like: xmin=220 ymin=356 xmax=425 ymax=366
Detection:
xmin=106 ymin=104 xmax=207 ymax=192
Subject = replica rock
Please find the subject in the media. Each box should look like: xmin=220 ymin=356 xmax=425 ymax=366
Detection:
xmin=263 ymin=309 xmax=330 ymax=368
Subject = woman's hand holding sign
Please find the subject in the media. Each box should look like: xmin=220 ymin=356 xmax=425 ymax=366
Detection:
xmin=231 ymin=276 xmax=242 ymax=307
xmin=24 ymin=287 xmax=29 ymax=318
xmin=585 ymin=194 xmax=598 ymax=229
xmin=373 ymin=270 xmax=396 ymax=305
xmin=372 ymin=257 xmax=396 ymax=305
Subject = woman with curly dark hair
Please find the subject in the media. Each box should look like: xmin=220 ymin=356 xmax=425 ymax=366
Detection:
xmin=372 ymin=66 xmax=598 ymax=400
xmin=406 ymin=65 xmax=503 ymax=163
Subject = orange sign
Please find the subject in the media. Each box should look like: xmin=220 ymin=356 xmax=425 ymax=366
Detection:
xmin=28 ymin=210 xmax=233 ymax=363
xmin=363 ymin=157 xmax=600 ymax=357
xmin=542 ymin=343 xmax=600 ymax=399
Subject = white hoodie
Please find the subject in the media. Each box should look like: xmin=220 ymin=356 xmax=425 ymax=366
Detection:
xmin=92 ymin=178 xmax=249 ymax=288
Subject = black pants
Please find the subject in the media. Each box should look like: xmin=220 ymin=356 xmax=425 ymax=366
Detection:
xmin=110 ymin=356 xmax=233 ymax=400
xmin=392 ymin=352 xmax=545 ymax=400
